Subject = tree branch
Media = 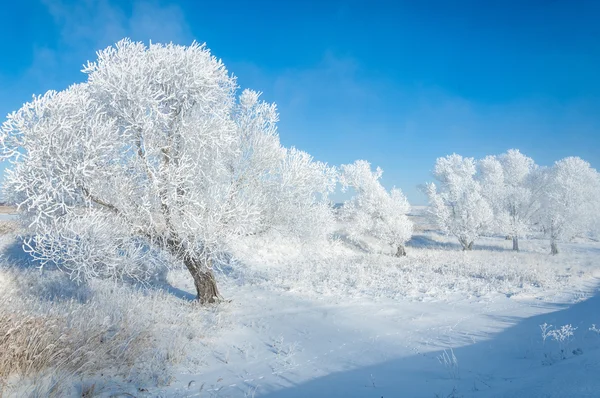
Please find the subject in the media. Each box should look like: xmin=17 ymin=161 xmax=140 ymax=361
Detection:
xmin=81 ymin=186 xmax=120 ymax=215
xmin=135 ymin=129 xmax=156 ymax=183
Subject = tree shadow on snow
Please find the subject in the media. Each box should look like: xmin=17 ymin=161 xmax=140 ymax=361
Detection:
xmin=145 ymin=280 xmax=198 ymax=301
xmin=408 ymin=234 xmax=507 ymax=252
xmin=0 ymin=238 xmax=199 ymax=302
xmin=0 ymin=239 xmax=93 ymax=302
xmin=255 ymin=288 xmax=600 ymax=398
xmin=1 ymin=238 xmax=48 ymax=270
xmin=332 ymin=231 xmax=373 ymax=254
xmin=142 ymin=251 xmax=261 ymax=302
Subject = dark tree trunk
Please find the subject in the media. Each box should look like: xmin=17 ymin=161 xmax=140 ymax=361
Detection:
xmin=182 ymin=255 xmax=220 ymax=304
xmin=395 ymin=245 xmax=407 ymax=257
xmin=550 ymin=241 xmax=559 ymax=255
xmin=165 ymin=237 xmax=221 ymax=304
xmin=459 ymin=238 xmax=473 ymax=251
xmin=512 ymin=236 xmax=519 ymax=252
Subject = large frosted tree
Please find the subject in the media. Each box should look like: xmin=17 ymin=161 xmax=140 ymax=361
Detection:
xmin=426 ymin=154 xmax=493 ymax=250
xmin=0 ymin=39 xmax=336 ymax=303
xmin=478 ymin=149 xmax=542 ymax=251
xmin=339 ymin=160 xmax=413 ymax=256
xmin=537 ymin=157 xmax=600 ymax=255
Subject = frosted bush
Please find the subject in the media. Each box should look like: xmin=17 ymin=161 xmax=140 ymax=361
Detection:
xmin=540 ymin=322 xmax=578 ymax=361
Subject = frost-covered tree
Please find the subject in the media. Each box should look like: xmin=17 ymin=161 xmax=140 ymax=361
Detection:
xmin=426 ymin=154 xmax=493 ymax=250
xmin=339 ymin=160 xmax=413 ymax=256
xmin=258 ymin=148 xmax=337 ymax=241
xmin=0 ymin=39 xmax=336 ymax=303
xmin=225 ymin=90 xmax=337 ymax=241
xmin=478 ymin=149 xmax=542 ymax=251
xmin=537 ymin=157 xmax=600 ymax=255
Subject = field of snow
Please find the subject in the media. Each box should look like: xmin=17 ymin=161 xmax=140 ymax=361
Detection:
xmin=1 ymin=214 xmax=600 ymax=397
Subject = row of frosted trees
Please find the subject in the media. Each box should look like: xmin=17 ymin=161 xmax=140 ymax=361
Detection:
xmin=0 ymin=40 xmax=411 ymax=303
xmin=1 ymin=39 xmax=598 ymax=303
xmin=426 ymin=150 xmax=600 ymax=254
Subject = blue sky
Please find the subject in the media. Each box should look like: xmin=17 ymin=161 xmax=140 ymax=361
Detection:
xmin=1 ymin=0 xmax=599 ymax=204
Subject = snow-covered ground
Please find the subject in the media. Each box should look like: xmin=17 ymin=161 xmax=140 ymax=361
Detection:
xmin=163 ymin=282 xmax=600 ymax=398
xmin=1 ymin=218 xmax=600 ymax=397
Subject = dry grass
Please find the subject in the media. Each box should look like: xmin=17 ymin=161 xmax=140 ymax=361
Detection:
xmin=0 ymin=222 xmax=18 ymax=236
xmin=0 ymin=313 xmax=66 ymax=381
xmin=0 ymin=272 xmax=153 ymax=397
xmin=0 ymin=214 xmax=230 ymax=396
xmin=0 ymin=262 xmax=221 ymax=397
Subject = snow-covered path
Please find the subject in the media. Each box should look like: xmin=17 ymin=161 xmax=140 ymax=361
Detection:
xmin=161 ymin=277 xmax=600 ymax=398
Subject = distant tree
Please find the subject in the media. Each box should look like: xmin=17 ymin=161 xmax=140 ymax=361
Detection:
xmin=426 ymin=154 xmax=493 ymax=250
xmin=537 ymin=157 xmax=600 ymax=255
xmin=0 ymin=39 xmax=336 ymax=303
xmin=478 ymin=149 xmax=543 ymax=251
xmin=339 ymin=160 xmax=413 ymax=256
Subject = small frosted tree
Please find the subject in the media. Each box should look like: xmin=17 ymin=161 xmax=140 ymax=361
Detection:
xmin=537 ymin=157 xmax=600 ymax=255
xmin=478 ymin=149 xmax=542 ymax=251
xmin=0 ymin=39 xmax=335 ymax=303
xmin=259 ymin=147 xmax=338 ymax=241
xmin=426 ymin=154 xmax=493 ymax=250
xmin=339 ymin=160 xmax=413 ymax=256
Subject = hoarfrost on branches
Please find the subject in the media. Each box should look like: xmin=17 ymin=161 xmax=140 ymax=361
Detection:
xmin=537 ymin=157 xmax=600 ymax=254
xmin=426 ymin=154 xmax=493 ymax=250
xmin=478 ymin=149 xmax=543 ymax=251
xmin=0 ymin=39 xmax=336 ymax=303
xmin=339 ymin=160 xmax=412 ymax=256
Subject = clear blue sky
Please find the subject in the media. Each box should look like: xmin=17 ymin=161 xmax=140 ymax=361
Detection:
xmin=1 ymin=0 xmax=599 ymax=204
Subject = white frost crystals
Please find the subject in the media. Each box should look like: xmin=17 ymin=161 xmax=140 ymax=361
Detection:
xmin=339 ymin=160 xmax=413 ymax=256
xmin=478 ymin=149 xmax=542 ymax=252
xmin=425 ymin=154 xmax=493 ymax=251
xmin=536 ymin=156 xmax=600 ymax=255
xmin=426 ymin=150 xmax=600 ymax=254
xmin=0 ymin=39 xmax=337 ymax=303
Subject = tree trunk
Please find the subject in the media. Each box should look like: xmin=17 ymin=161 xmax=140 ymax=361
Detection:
xmin=183 ymin=255 xmax=220 ymax=304
xmin=512 ymin=236 xmax=519 ymax=252
xmin=165 ymin=237 xmax=221 ymax=304
xmin=550 ymin=241 xmax=559 ymax=255
xmin=458 ymin=238 xmax=473 ymax=251
xmin=395 ymin=245 xmax=407 ymax=257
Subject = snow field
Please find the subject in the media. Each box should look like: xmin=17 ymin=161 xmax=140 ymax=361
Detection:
xmin=0 ymin=222 xmax=599 ymax=397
